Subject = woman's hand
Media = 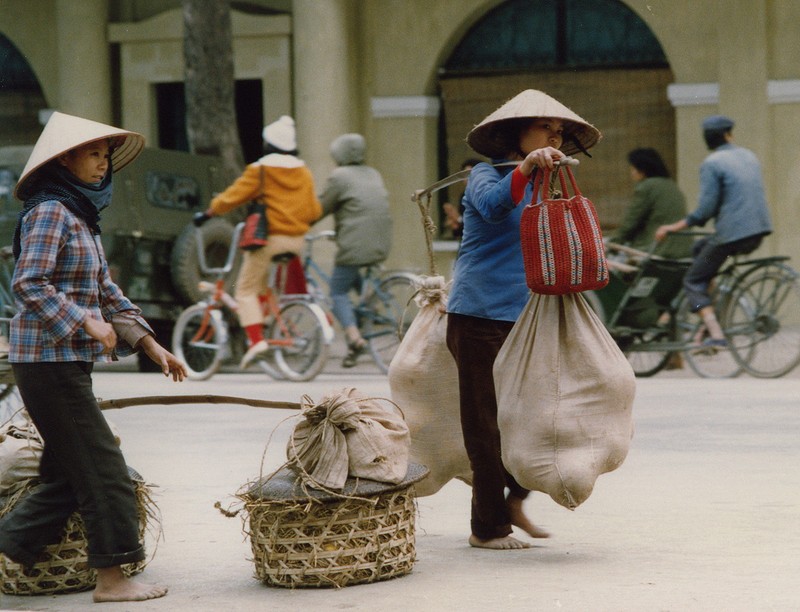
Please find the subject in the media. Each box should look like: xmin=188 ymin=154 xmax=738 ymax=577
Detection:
xmin=519 ymin=146 xmax=564 ymax=177
xmin=138 ymin=335 xmax=188 ymax=382
xmin=83 ymin=317 xmax=117 ymax=354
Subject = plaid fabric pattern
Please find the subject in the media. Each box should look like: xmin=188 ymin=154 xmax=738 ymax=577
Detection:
xmin=9 ymin=201 xmax=148 ymax=363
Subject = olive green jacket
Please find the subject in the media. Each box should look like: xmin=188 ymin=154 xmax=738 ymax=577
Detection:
xmin=613 ymin=176 xmax=692 ymax=258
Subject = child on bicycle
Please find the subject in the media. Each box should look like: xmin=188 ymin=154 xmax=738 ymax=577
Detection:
xmin=316 ymin=133 xmax=393 ymax=368
xmin=655 ymin=115 xmax=772 ymax=348
xmin=197 ymin=115 xmax=322 ymax=369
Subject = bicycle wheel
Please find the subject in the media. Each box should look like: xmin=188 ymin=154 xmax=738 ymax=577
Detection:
xmin=622 ymin=328 xmax=675 ymax=378
xmin=674 ymin=292 xmax=743 ymax=378
xmin=725 ymin=264 xmax=800 ymax=378
xmin=362 ymin=273 xmax=420 ymax=374
xmin=172 ymin=303 xmax=227 ymax=380
xmin=272 ymin=300 xmax=330 ymax=382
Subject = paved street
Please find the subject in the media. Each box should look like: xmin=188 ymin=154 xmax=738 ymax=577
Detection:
xmin=0 ymin=344 xmax=799 ymax=611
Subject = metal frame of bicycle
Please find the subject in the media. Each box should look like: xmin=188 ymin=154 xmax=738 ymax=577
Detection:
xmin=302 ymin=230 xmax=420 ymax=374
xmin=589 ymin=234 xmax=800 ymax=378
xmin=171 ymin=223 xmax=333 ymax=381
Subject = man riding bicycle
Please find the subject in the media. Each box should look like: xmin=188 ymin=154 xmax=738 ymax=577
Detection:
xmin=655 ymin=114 xmax=772 ymax=349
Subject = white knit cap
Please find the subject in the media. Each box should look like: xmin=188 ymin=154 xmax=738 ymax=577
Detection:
xmin=262 ymin=115 xmax=297 ymax=152
xmin=14 ymin=111 xmax=144 ymax=200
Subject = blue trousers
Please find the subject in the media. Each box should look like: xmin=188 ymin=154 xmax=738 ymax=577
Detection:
xmin=0 ymin=362 xmax=143 ymax=568
xmin=329 ymin=265 xmax=363 ymax=330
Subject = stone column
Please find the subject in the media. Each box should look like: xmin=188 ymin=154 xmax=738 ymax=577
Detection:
xmin=55 ymin=0 xmax=112 ymax=122
xmin=716 ymin=0 xmax=768 ymax=160
xmin=290 ymin=0 xmax=356 ymax=180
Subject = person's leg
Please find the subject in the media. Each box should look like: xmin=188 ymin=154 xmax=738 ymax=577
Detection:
xmin=446 ymin=314 xmax=544 ymax=549
xmin=235 ymin=248 xmax=272 ymax=353
xmin=685 ymin=235 xmax=764 ymax=344
xmin=7 ymin=362 xmax=166 ymax=602
xmin=329 ymin=265 xmax=366 ymax=366
xmin=236 ymin=235 xmax=306 ymax=368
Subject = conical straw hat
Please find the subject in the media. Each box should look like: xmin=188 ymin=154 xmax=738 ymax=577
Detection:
xmin=14 ymin=111 xmax=145 ymax=200
xmin=466 ymin=89 xmax=601 ymax=158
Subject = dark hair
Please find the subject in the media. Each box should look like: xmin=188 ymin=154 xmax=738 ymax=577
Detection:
xmin=627 ymin=148 xmax=670 ymax=178
xmin=461 ymin=158 xmax=482 ymax=170
xmin=703 ymin=128 xmax=729 ymax=151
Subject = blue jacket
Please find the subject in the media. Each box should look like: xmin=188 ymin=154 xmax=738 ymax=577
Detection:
xmin=686 ymin=143 xmax=772 ymax=243
xmin=447 ymin=162 xmax=531 ymax=322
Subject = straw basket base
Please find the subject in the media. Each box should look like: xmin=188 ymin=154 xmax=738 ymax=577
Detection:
xmin=0 ymin=467 xmax=154 ymax=596
xmin=243 ymin=463 xmax=428 ymax=589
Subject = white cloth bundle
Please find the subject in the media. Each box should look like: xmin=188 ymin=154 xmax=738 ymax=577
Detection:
xmin=287 ymin=387 xmax=410 ymax=490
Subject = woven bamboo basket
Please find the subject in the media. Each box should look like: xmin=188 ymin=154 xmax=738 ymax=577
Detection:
xmin=0 ymin=466 xmax=159 ymax=596
xmin=241 ymin=463 xmax=428 ymax=588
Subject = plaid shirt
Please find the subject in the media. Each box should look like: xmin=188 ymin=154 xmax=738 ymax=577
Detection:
xmin=9 ymin=201 xmax=150 ymax=363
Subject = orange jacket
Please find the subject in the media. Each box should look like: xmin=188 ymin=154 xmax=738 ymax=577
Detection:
xmin=209 ymin=155 xmax=322 ymax=236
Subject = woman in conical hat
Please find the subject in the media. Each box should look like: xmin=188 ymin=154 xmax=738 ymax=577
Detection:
xmin=445 ymin=90 xmax=600 ymax=550
xmin=0 ymin=112 xmax=185 ymax=602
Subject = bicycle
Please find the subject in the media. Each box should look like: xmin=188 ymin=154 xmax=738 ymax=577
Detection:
xmin=302 ymin=230 xmax=420 ymax=373
xmin=171 ymin=221 xmax=334 ymax=381
xmin=589 ymin=233 xmax=800 ymax=378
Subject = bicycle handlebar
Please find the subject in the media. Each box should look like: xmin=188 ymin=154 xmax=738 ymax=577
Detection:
xmin=194 ymin=221 xmax=244 ymax=277
xmin=305 ymin=230 xmax=336 ymax=243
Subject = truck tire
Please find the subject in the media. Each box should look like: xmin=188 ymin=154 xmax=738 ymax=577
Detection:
xmin=170 ymin=218 xmax=235 ymax=304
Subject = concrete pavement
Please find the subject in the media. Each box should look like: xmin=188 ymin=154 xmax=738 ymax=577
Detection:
xmin=0 ymin=346 xmax=799 ymax=611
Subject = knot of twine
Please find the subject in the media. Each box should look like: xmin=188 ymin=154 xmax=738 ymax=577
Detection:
xmin=411 ymin=275 xmax=452 ymax=309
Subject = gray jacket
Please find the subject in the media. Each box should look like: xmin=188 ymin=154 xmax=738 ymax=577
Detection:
xmin=318 ymin=134 xmax=392 ymax=266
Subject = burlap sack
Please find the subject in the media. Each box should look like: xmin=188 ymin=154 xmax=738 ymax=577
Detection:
xmin=495 ymin=292 xmax=635 ymax=510
xmin=287 ymin=387 xmax=410 ymax=490
xmin=0 ymin=411 xmax=42 ymax=495
xmin=388 ymin=276 xmax=471 ymax=497
xmin=0 ymin=409 xmax=122 ymax=496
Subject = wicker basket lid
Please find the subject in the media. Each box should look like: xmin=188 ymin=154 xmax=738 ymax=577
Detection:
xmin=247 ymin=462 xmax=429 ymax=503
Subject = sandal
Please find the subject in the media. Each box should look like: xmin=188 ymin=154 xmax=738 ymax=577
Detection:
xmin=342 ymin=341 xmax=366 ymax=368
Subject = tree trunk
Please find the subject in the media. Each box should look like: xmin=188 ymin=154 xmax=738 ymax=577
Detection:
xmin=182 ymin=0 xmax=243 ymax=184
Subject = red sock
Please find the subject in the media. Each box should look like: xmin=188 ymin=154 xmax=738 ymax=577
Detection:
xmin=245 ymin=324 xmax=264 ymax=346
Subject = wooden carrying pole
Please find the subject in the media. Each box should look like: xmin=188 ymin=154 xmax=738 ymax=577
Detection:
xmin=97 ymin=394 xmax=302 ymax=411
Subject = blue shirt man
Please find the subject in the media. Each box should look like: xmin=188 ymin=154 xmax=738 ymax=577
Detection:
xmin=655 ymin=115 xmax=772 ymax=347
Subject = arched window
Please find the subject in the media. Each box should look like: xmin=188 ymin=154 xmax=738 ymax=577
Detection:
xmin=0 ymin=32 xmax=47 ymax=146
xmin=443 ymin=0 xmax=666 ymax=74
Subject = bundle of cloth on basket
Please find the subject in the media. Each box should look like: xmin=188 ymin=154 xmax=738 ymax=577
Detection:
xmin=286 ymin=387 xmax=411 ymax=491
xmin=397 ymin=88 xmax=635 ymax=550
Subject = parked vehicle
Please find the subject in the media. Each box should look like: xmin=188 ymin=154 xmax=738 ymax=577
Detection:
xmin=0 ymin=145 xmax=234 ymax=370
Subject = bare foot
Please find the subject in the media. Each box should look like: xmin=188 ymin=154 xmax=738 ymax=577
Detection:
xmin=93 ymin=566 xmax=168 ymax=603
xmin=507 ymin=495 xmax=550 ymax=539
xmin=469 ymin=534 xmax=531 ymax=550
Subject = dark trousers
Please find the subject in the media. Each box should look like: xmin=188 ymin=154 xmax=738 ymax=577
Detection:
xmin=446 ymin=313 xmax=529 ymax=540
xmin=0 ymin=362 xmax=143 ymax=568
xmin=684 ymin=234 xmax=764 ymax=312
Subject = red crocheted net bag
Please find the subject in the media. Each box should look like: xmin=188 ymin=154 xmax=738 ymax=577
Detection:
xmin=520 ymin=166 xmax=609 ymax=295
